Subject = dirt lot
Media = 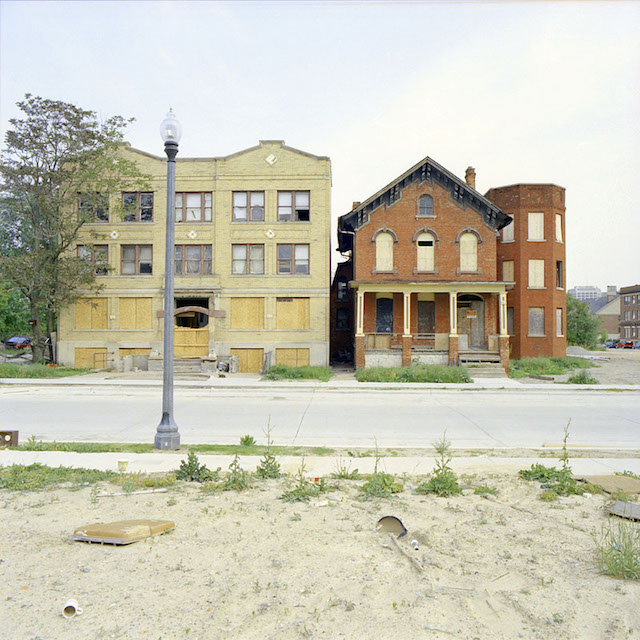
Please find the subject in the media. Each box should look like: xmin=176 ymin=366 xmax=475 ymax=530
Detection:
xmin=2 ymin=473 xmax=639 ymax=640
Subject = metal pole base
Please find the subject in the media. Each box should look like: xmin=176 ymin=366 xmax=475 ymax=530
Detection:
xmin=154 ymin=413 xmax=181 ymax=450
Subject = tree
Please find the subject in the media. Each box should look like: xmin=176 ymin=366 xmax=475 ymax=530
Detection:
xmin=566 ymin=293 xmax=601 ymax=349
xmin=0 ymin=95 xmax=148 ymax=361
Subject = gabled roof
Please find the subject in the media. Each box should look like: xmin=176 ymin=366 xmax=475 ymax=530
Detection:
xmin=337 ymin=155 xmax=510 ymax=252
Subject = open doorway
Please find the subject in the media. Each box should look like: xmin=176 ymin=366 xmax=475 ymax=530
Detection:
xmin=174 ymin=298 xmax=210 ymax=357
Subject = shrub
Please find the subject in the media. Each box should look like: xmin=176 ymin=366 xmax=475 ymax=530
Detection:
xmin=176 ymin=451 xmax=219 ymax=483
xmin=221 ymin=454 xmax=251 ymax=491
xmin=415 ymin=431 xmax=462 ymax=497
xmin=240 ymin=434 xmax=256 ymax=447
xmin=355 ymin=364 xmax=470 ymax=384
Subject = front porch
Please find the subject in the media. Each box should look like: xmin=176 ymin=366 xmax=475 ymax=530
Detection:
xmin=352 ymin=282 xmax=511 ymax=371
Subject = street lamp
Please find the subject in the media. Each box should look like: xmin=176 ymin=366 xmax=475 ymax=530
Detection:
xmin=155 ymin=109 xmax=183 ymax=450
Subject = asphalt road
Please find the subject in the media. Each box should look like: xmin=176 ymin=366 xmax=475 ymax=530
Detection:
xmin=2 ymin=386 xmax=639 ymax=449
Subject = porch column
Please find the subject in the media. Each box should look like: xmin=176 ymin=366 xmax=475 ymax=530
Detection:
xmin=499 ymin=292 xmax=508 ymax=336
xmin=355 ymin=289 xmax=365 ymax=369
xmin=402 ymin=292 xmax=412 ymax=367
xmin=448 ymin=291 xmax=459 ymax=365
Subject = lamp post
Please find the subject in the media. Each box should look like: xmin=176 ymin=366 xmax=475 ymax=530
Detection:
xmin=155 ymin=110 xmax=183 ymax=450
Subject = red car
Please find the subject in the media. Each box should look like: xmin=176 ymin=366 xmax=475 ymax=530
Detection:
xmin=616 ymin=340 xmax=634 ymax=349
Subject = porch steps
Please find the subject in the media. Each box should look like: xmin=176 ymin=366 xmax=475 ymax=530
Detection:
xmin=466 ymin=364 xmax=509 ymax=379
xmin=458 ymin=352 xmax=507 ymax=378
xmin=173 ymin=358 xmax=203 ymax=374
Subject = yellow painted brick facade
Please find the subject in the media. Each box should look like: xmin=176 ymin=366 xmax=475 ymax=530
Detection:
xmin=57 ymin=141 xmax=331 ymax=369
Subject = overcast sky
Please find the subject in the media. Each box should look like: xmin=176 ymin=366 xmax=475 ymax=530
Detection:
xmin=1 ymin=0 xmax=638 ymax=289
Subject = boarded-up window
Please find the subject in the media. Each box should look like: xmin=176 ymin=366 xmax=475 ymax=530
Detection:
xmin=230 ymin=297 xmax=264 ymax=329
xmin=502 ymin=260 xmax=514 ymax=282
xmin=556 ymin=308 xmax=563 ymax=337
xmin=528 ymin=260 xmax=545 ymax=288
xmin=375 ymin=233 xmax=394 ymax=272
xmin=119 ymin=298 xmax=153 ymax=329
xmin=528 ymin=212 xmax=544 ymax=241
xmin=459 ymin=232 xmax=477 ymax=272
xmin=230 ymin=348 xmax=264 ymax=373
xmin=74 ymin=347 xmax=107 ymax=369
xmin=418 ymin=300 xmax=435 ymax=333
xmin=507 ymin=307 xmax=514 ymax=335
xmin=502 ymin=218 xmax=514 ymax=242
xmin=276 ymin=298 xmax=310 ymax=329
xmin=75 ymin=298 xmax=108 ymax=329
xmin=528 ymin=307 xmax=545 ymax=336
xmin=119 ymin=348 xmax=151 ymax=357
xmin=276 ymin=348 xmax=310 ymax=367
xmin=555 ymin=214 xmax=563 ymax=242
xmin=416 ymin=233 xmax=435 ymax=272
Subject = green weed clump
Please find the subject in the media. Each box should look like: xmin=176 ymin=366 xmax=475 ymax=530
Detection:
xmin=509 ymin=356 xmax=594 ymax=378
xmin=239 ymin=434 xmax=256 ymax=447
xmin=415 ymin=431 xmax=462 ymax=497
xmin=255 ymin=424 xmax=281 ymax=479
xmin=176 ymin=451 xmax=220 ymax=483
xmin=0 ymin=463 xmax=116 ymax=490
xmin=0 ymin=363 xmax=88 ymax=378
xmin=263 ymin=365 xmax=332 ymax=382
xmin=474 ymin=484 xmax=498 ymax=496
xmin=566 ymin=370 xmax=599 ymax=384
xmin=221 ymin=454 xmax=251 ymax=491
xmin=360 ymin=452 xmax=403 ymax=499
xmin=355 ymin=364 xmax=470 ymax=384
xmin=331 ymin=458 xmax=361 ymax=480
xmin=597 ymin=520 xmax=640 ymax=580
xmin=280 ymin=459 xmax=329 ymax=502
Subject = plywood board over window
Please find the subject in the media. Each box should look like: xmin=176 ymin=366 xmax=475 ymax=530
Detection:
xmin=230 ymin=297 xmax=264 ymax=329
xmin=276 ymin=348 xmax=310 ymax=367
xmin=119 ymin=348 xmax=151 ymax=357
xmin=75 ymin=298 xmax=108 ymax=329
xmin=119 ymin=298 xmax=153 ymax=329
xmin=230 ymin=348 xmax=264 ymax=373
xmin=276 ymin=298 xmax=310 ymax=329
xmin=75 ymin=347 xmax=107 ymax=369
xmin=528 ymin=212 xmax=544 ymax=240
xmin=528 ymin=260 xmax=545 ymax=288
xmin=459 ymin=233 xmax=477 ymax=272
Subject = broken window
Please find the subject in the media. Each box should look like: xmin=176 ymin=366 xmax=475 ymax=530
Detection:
xmin=278 ymin=191 xmax=310 ymax=221
xmin=175 ymin=193 xmax=212 ymax=222
xmin=78 ymin=245 xmax=108 ymax=275
xmin=122 ymin=192 xmax=153 ymax=222
xmin=556 ymin=261 xmax=563 ymax=288
xmin=79 ymin=193 xmax=109 ymax=222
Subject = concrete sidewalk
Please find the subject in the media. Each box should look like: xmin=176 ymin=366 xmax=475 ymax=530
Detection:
xmin=1 ymin=371 xmax=639 ymax=392
xmin=2 ymin=448 xmax=639 ymax=477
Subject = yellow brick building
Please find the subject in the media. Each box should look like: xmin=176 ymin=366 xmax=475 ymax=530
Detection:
xmin=57 ymin=141 xmax=331 ymax=372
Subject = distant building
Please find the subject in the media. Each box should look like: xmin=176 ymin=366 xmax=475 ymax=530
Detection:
xmin=619 ymin=285 xmax=640 ymax=341
xmin=568 ymin=285 xmax=602 ymax=301
xmin=591 ymin=296 xmax=620 ymax=339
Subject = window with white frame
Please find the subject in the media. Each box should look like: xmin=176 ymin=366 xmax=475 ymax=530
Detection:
xmin=375 ymin=233 xmax=394 ymax=272
xmin=528 ymin=307 xmax=545 ymax=336
xmin=175 ymin=193 xmax=212 ymax=222
xmin=232 ymin=244 xmax=264 ymax=275
xmin=528 ymin=212 xmax=544 ymax=240
xmin=416 ymin=232 xmax=435 ymax=272
xmin=528 ymin=260 xmax=545 ymax=288
xmin=233 ymin=192 xmax=264 ymax=221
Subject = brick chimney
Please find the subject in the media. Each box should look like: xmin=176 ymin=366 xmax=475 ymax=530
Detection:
xmin=352 ymin=201 xmax=361 ymax=210
xmin=465 ymin=167 xmax=476 ymax=190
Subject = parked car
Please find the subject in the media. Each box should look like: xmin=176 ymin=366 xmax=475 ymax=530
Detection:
xmin=616 ymin=340 xmax=634 ymax=349
xmin=604 ymin=340 xmax=618 ymax=348
xmin=1 ymin=336 xmax=32 ymax=349
xmin=634 ymin=341 xmax=640 ymax=349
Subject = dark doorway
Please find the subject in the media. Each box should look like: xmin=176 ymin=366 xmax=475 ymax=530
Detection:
xmin=376 ymin=298 xmax=393 ymax=333
xmin=418 ymin=300 xmax=435 ymax=334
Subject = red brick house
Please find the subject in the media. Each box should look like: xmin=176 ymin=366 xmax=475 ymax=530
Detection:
xmin=333 ymin=156 xmax=566 ymax=370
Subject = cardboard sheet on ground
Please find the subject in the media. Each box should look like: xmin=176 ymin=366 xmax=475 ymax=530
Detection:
xmin=576 ymin=475 xmax=640 ymax=495
xmin=73 ymin=519 xmax=175 ymax=545
xmin=607 ymin=500 xmax=640 ymax=521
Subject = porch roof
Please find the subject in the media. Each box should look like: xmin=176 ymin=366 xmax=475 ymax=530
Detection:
xmin=350 ymin=281 xmax=513 ymax=294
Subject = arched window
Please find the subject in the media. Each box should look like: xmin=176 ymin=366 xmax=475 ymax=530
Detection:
xmin=375 ymin=232 xmax=394 ymax=272
xmin=418 ymin=194 xmax=434 ymax=217
xmin=459 ymin=232 xmax=477 ymax=272
xmin=416 ymin=232 xmax=435 ymax=272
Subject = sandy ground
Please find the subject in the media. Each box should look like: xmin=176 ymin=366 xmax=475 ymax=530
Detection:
xmin=1 ymin=472 xmax=639 ymax=640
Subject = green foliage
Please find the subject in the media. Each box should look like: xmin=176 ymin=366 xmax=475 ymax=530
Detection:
xmin=176 ymin=451 xmax=219 ymax=483
xmin=280 ymin=458 xmax=329 ymax=502
xmin=0 ymin=463 xmax=116 ymax=490
xmin=0 ymin=363 xmax=88 ymax=378
xmin=255 ymin=423 xmax=281 ymax=479
xmin=597 ymin=520 xmax=640 ymax=580
xmin=0 ymin=282 xmax=30 ymax=337
xmin=616 ymin=470 xmax=640 ymax=480
xmin=473 ymin=484 xmax=498 ymax=496
xmin=355 ymin=364 xmax=470 ymax=383
xmin=567 ymin=294 xmax=601 ymax=348
xmin=221 ymin=454 xmax=251 ymax=491
xmin=510 ymin=356 xmax=594 ymax=378
xmin=360 ymin=454 xmax=403 ymax=499
xmin=263 ymin=365 xmax=332 ymax=382
xmin=331 ymin=458 xmax=361 ymax=480
xmin=415 ymin=431 xmax=462 ymax=497
xmin=239 ymin=434 xmax=256 ymax=447
xmin=567 ymin=370 xmax=599 ymax=384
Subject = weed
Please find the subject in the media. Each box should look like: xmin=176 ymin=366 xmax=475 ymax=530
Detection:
xmin=255 ymin=421 xmax=281 ymax=479
xmin=615 ymin=470 xmax=640 ymax=480
xmin=166 ymin=497 xmax=177 ymax=506
xmin=552 ymin=613 xmax=564 ymax=624
xmin=567 ymin=370 xmax=599 ymax=384
xmin=415 ymin=431 xmax=462 ymax=497
xmin=280 ymin=459 xmax=329 ymax=502
xmin=473 ymin=484 xmax=498 ymax=496
xmin=355 ymin=364 xmax=470 ymax=384
xmin=509 ymin=356 xmax=595 ymax=378
xmin=540 ymin=490 xmax=558 ymax=502
xmin=240 ymin=435 xmax=256 ymax=447
xmin=331 ymin=458 xmax=361 ymax=480
xmin=360 ymin=451 xmax=403 ymax=499
xmin=221 ymin=455 xmax=251 ymax=491
xmin=176 ymin=451 xmax=219 ymax=483
xmin=0 ymin=363 xmax=88 ymax=378
xmin=263 ymin=365 xmax=332 ymax=382
xmin=0 ymin=463 xmax=116 ymax=491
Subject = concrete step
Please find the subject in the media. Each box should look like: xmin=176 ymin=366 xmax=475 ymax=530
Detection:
xmin=459 ymin=352 xmax=501 ymax=363
xmin=173 ymin=358 xmax=203 ymax=373
xmin=467 ymin=365 xmax=508 ymax=378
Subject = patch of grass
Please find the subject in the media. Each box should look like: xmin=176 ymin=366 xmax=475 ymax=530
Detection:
xmin=415 ymin=431 xmax=462 ymax=497
xmin=616 ymin=470 xmax=640 ymax=480
xmin=0 ymin=463 xmax=116 ymax=490
xmin=566 ymin=370 xmax=599 ymax=384
xmin=221 ymin=454 xmax=251 ymax=491
xmin=280 ymin=458 xmax=330 ymax=502
xmin=239 ymin=434 xmax=256 ymax=447
xmin=355 ymin=364 xmax=470 ymax=384
xmin=509 ymin=356 xmax=594 ymax=378
xmin=597 ymin=520 xmax=640 ymax=580
xmin=176 ymin=451 xmax=220 ymax=483
xmin=263 ymin=365 xmax=332 ymax=382
xmin=0 ymin=363 xmax=89 ymax=378
xmin=474 ymin=484 xmax=498 ymax=496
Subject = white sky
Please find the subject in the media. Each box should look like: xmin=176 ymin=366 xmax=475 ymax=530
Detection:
xmin=1 ymin=0 xmax=638 ymax=290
